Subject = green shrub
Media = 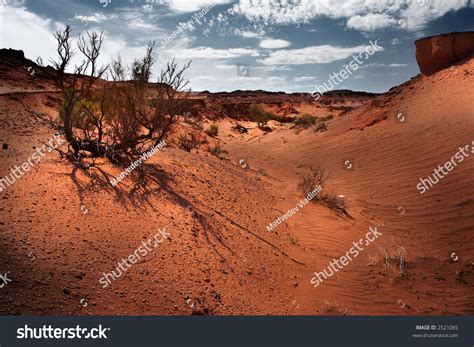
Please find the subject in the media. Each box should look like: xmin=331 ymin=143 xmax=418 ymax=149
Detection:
xmin=320 ymin=114 xmax=334 ymax=122
xmin=205 ymin=124 xmax=219 ymax=137
xmin=293 ymin=114 xmax=317 ymax=129
xmin=269 ymin=113 xmax=286 ymax=123
xmin=249 ymin=104 xmax=270 ymax=128
xmin=208 ymin=143 xmax=227 ymax=157
xmin=249 ymin=104 xmax=284 ymax=128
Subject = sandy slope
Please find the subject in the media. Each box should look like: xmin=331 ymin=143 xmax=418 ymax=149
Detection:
xmin=0 ymin=93 xmax=304 ymax=315
xmin=0 ymin=58 xmax=473 ymax=315
xmin=225 ymin=58 xmax=474 ymax=315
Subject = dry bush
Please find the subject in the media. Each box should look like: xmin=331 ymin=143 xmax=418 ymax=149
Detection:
xmin=320 ymin=193 xmax=349 ymax=217
xmin=298 ymin=166 xmax=350 ymax=217
xmin=232 ymin=122 xmax=248 ymax=134
xmin=208 ymin=143 xmax=227 ymax=157
xmin=178 ymin=131 xmax=201 ymax=152
xmin=30 ymin=25 xmax=191 ymax=169
xmin=314 ymin=122 xmax=327 ymax=133
xmin=372 ymin=243 xmax=408 ymax=278
xmin=184 ymin=116 xmax=203 ymax=130
xmin=298 ymin=165 xmax=328 ymax=195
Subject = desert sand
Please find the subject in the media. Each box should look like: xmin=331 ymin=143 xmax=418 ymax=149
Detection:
xmin=0 ymin=37 xmax=473 ymax=315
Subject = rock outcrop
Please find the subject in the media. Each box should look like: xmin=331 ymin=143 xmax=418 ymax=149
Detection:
xmin=415 ymin=32 xmax=474 ymax=75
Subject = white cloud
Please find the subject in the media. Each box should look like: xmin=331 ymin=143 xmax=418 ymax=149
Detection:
xmin=192 ymin=76 xmax=217 ymax=81
xmin=241 ymin=31 xmax=263 ymax=38
xmin=258 ymin=44 xmax=379 ymax=65
xmin=361 ymin=63 xmax=408 ymax=69
xmin=0 ymin=5 xmax=154 ymax=77
xmin=117 ymin=9 xmax=165 ymax=33
xmin=400 ymin=0 xmax=470 ymax=31
xmin=166 ymin=46 xmax=260 ymax=59
xmin=259 ymin=38 xmax=291 ymax=49
xmin=294 ymin=76 xmax=314 ymax=82
xmin=164 ymin=0 xmax=232 ymax=13
xmin=0 ymin=5 xmax=58 ymax=62
xmin=391 ymin=38 xmax=401 ymax=45
xmin=346 ymin=13 xmax=396 ymax=31
xmin=229 ymin=0 xmax=471 ymax=31
xmin=73 ymin=13 xmax=110 ymax=23
xmin=127 ymin=18 xmax=159 ymax=31
xmin=267 ymin=76 xmax=285 ymax=81
xmin=234 ymin=29 xmax=266 ymax=38
xmin=254 ymin=65 xmax=292 ymax=71
xmin=228 ymin=76 xmax=263 ymax=82
xmin=215 ymin=64 xmax=236 ymax=70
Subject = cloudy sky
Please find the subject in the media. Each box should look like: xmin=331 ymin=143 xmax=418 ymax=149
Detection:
xmin=1 ymin=0 xmax=473 ymax=93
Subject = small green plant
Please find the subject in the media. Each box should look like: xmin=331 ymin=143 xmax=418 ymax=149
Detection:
xmin=293 ymin=114 xmax=317 ymax=129
xmin=208 ymin=143 xmax=227 ymax=157
xmin=205 ymin=124 xmax=219 ymax=137
xmin=320 ymin=114 xmax=334 ymax=122
xmin=249 ymin=104 xmax=284 ymax=128
xmin=249 ymin=104 xmax=270 ymax=128
xmin=269 ymin=113 xmax=286 ymax=123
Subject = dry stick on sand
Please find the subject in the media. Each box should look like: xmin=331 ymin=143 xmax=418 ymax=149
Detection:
xmin=212 ymin=210 xmax=306 ymax=266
